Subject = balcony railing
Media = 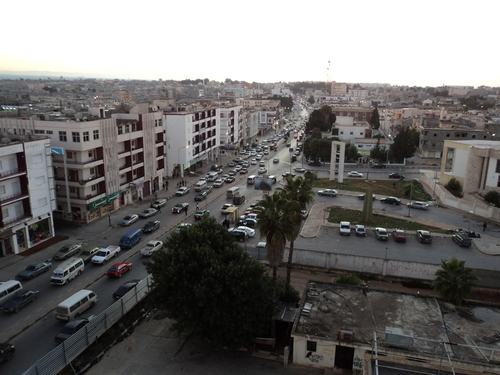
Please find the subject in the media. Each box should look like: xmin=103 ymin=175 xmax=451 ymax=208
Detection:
xmin=0 ymin=168 xmax=25 ymax=179
xmin=0 ymin=190 xmax=29 ymax=203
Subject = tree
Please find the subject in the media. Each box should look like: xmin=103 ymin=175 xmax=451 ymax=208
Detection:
xmin=345 ymin=144 xmax=361 ymax=162
xmin=370 ymin=108 xmax=381 ymax=130
xmin=389 ymin=127 xmax=419 ymax=162
xmin=277 ymin=177 xmax=315 ymax=290
xmin=320 ymin=105 xmax=332 ymax=125
xmin=307 ymin=95 xmax=315 ymax=105
xmin=432 ymin=258 xmax=477 ymax=305
xmin=145 ymin=217 xmax=273 ymax=348
xmin=370 ymin=139 xmax=388 ymax=162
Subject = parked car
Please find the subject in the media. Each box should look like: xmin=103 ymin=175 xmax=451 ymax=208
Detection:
xmin=55 ymin=316 xmax=94 ymax=344
xmin=105 ymin=262 xmax=133 ymax=278
xmin=16 ymin=262 xmax=52 ymax=280
xmin=372 ymin=163 xmax=386 ymax=169
xmin=407 ymin=201 xmax=429 ymax=210
xmin=381 ymin=197 xmax=401 ymax=205
xmin=0 ymin=342 xmax=15 ymax=363
xmin=358 ymin=194 xmax=376 ymax=200
xmin=230 ymin=229 xmax=248 ymax=242
xmin=347 ymin=171 xmax=363 ymax=177
xmin=194 ymin=210 xmax=210 ymax=220
xmin=150 ymin=199 xmax=167 ymax=209
xmin=113 ymin=279 xmax=142 ymax=300
xmin=389 ymin=173 xmax=405 ymax=179
xmin=80 ymin=247 xmax=100 ymax=264
xmin=417 ymin=230 xmax=433 ymax=244
xmin=318 ymin=189 xmax=338 ymax=197
xmin=282 ymin=172 xmax=296 ymax=178
xmin=139 ymin=208 xmax=158 ymax=218
xmin=1 ymin=290 xmax=39 ymax=313
xmin=176 ymin=223 xmax=192 ymax=232
xmin=121 ymin=214 xmax=139 ymax=226
xmin=238 ymin=218 xmax=257 ymax=228
xmin=308 ymin=160 xmax=321 ymax=166
xmin=143 ymin=220 xmax=160 ymax=233
xmin=393 ymin=229 xmax=407 ymax=243
xmin=339 ymin=221 xmax=351 ymax=236
xmin=53 ymin=244 xmax=82 ymax=260
xmin=294 ymin=167 xmax=306 ymax=173
xmin=375 ymin=227 xmax=389 ymax=241
xmin=140 ymin=240 xmax=164 ymax=256
xmin=175 ymin=187 xmax=190 ymax=196
xmin=355 ymin=225 xmax=367 ymax=236
xmin=301 ymin=210 xmax=309 ymax=219
xmin=236 ymin=226 xmax=256 ymax=237
xmin=172 ymin=202 xmax=189 ymax=213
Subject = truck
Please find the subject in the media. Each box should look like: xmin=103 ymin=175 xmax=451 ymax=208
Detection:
xmin=225 ymin=206 xmax=240 ymax=224
xmin=91 ymin=245 xmax=121 ymax=264
xmin=220 ymin=203 xmax=235 ymax=215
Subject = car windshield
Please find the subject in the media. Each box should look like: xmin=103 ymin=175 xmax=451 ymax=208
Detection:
xmin=26 ymin=265 xmax=36 ymax=271
xmin=10 ymin=295 xmax=22 ymax=302
xmin=124 ymin=216 xmax=132 ymax=220
xmin=96 ymin=251 xmax=107 ymax=257
xmin=60 ymin=326 xmax=77 ymax=335
xmin=108 ymin=267 xmax=118 ymax=272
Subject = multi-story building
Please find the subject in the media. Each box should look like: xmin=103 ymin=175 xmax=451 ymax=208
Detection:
xmin=331 ymin=107 xmax=372 ymax=122
xmin=0 ymin=134 xmax=56 ymax=255
xmin=330 ymin=82 xmax=348 ymax=96
xmin=218 ymin=105 xmax=242 ymax=148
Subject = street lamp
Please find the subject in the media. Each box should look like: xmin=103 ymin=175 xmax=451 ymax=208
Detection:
xmin=178 ymin=145 xmax=188 ymax=179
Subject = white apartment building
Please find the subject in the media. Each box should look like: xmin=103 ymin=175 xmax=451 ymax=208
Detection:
xmin=0 ymin=135 xmax=56 ymax=255
xmin=332 ymin=122 xmax=371 ymax=141
xmin=218 ymin=106 xmax=243 ymax=148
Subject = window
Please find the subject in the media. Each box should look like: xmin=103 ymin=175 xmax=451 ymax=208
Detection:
xmin=93 ymin=130 xmax=99 ymax=140
xmin=306 ymin=340 xmax=317 ymax=352
xmin=118 ymin=126 xmax=123 ymax=135
xmin=496 ymin=160 xmax=500 ymax=174
xmin=46 ymin=130 xmax=53 ymax=135
xmin=2 ymin=207 xmax=8 ymax=218
xmin=69 ymin=187 xmax=77 ymax=193
xmin=92 ymin=184 xmax=98 ymax=192
xmin=83 ymin=131 xmax=89 ymax=142
xmin=59 ymin=131 xmax=67 ymax=142
xmin=72 ymin=132 xmax=80 ymax=142
xmin=34 ymin=129 xmax=45 ymax=134
xmin=497 ymin=176 xmax=500 ymax=188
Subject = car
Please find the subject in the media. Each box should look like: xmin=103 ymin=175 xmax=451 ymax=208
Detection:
xmin=220 ymin=174 xmax=229 ymax=181
xmin=139 ymin=208 xmax=158 ymax=218
xmin=225 ymin=176 xmax=235 ymax=183
xmin=250 ymin=159 xmax=257 ymax=165
xmin=176 ymin=223 xmax=192 ymax=232
xmin=194 ymin=191 xmax=208 ymax=201
xmin=381 ymin=197 xmax=401 ymax=205
xmin=263 ymin=150 xmax=269 ymax=155
xmin=228 ymin=161 xmax=236 ymax=167
xmin=80 ymin=247 xmax=100 ymax=264
xmin=407 ymin=201 xmax=429 ymax=210
xmin=236 ymin=226 xmax=256 ymax=237
xmin=355 ymin=225 xmax=367 ymax=236
xmin=389 ymin=173 xmax=405 ymax=179
xmin=301 ymin=210 xmax=309 ymax=219
xmin=258 ymin=167 xmax=267 ymax=174
xmin=282 ymin=172 xmax=296 ymax=178
xmin=1 ymin=290 xmax=39 ymax=313
xmin=291 ymin=155 xmax=297 ymax=162
xmin=213 ymin=178 xmax=224 ymax=187
xmin=239 ymin=168 xmax=248 ymax=174
xmin=150 ymin=199 xmax=167 ymax=209
xmin=16 ymin=262 xmax=52 ymax=280
xmin=106 ymin=262 xmax=133 ymax=278
xmin=230 ymin=229 xmax=248 ymax=242
xmin=220 ymin=203 xmax=235 ymax=214
xmin=273 ymin=158 xmax=280 ymax=163
xmin=235 ymin=165 xmax=242 ymax=171
xmin=372 ymin=163 xmax=386 ymax=169
xmin=54 ymin=317 xmax=94 ymax=344
xmin=228 ymin=170 xmax=237 ymax=176
xmin=347 ymin=171 xmax=363 ymax=178
xmin=172 ymin=202 xmax=189 ymax=213
xmin=0 ymin=342 xmax=15 ymax=363
xmin=242 ymin=161 xmax=250 ymax=168
xmin=259 ymin=161 xmax=266 ymax=167
xmin=143 ymin=220 xmax=160 ymax=233
xmin=194 ymin=210 xmax=210 ymax=220
xmin=112 ymin=279 xmax=142 ymax=300
xmin=358 ymin=194 xmax=376 ymax=200
xmin=175 ymin=187 xmax=190 ymax=196
xmin=210 ymin=164 xmax=220 ymax=170
xmin=53 ymin=244 xmax=82 ymax=260
xmin=294 ymin=167 xmax=306 ymax=173
xmin=140 ymin=240 xmax=164 ymax=256
xmin=393 ymin=229 xmax=407 ymax=243
xmin=375 ymin=227 xmax=389 ymax=241
xmin=202 ymin=185 xmax=213 ymax=194
xmin=121 ymin=214 xmax=139 ymax=226
xmin=339 ymin=221 xmax=351 ymax=236
xmin=255 ymin=154 xmax=263 ymax=160
xmin=318 ymin=189 xmax=338 ymax=197
xmin=238 ymin=218 xmax=257 ymax=228
xmin=417 ymin=230 xmax=433 ymax=244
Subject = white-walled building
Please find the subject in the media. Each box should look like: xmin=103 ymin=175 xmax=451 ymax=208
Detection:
xmin=332 ymin=122 xmax=371 ymax=141
xmin=0 ymin=135 xmax=56 ymax=255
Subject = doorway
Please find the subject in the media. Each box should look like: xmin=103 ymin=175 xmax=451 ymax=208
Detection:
xmin=335 ymin=345 xmax=354 ymax=369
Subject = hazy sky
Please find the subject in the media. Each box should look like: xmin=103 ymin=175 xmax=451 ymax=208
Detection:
xmin=2 ymin=0 xmax=498 ymax=87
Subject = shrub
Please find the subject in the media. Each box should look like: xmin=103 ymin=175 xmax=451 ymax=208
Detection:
xmin=336 ymin=274 xmax=362 ymax=286
xmin=484 ymin=191 xmax=500 ymax=207
xmin=445 ymin=178 xmax=462 ymax=193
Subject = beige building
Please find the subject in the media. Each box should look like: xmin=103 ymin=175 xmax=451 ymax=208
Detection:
xmin=330 ymin=82 xmax=348 ymax=96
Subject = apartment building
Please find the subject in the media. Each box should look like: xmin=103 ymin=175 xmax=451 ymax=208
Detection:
xmin=330 ymin=82 xmax=348 ymax=96
xmin=0 ymin=135 xmax=56 ymax=255
xmin=330 ymin=107 xmax=372 ymax=122
xmin=0 ymin=110 xmax=165 ymax=224
xmin=218 ymin=105 xmax=243 ymax=148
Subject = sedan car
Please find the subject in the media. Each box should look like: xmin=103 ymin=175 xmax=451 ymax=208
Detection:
xmin=213 ymin=178 xmax=224 ymax=187
xmin=230 ymin=229 xmax=248 ymax=242
xmin=2 ymin=290 xmax=39 ymax=313
xmin=55 ymin=317 xmax=93 ymax=344
xmin=236 ymin=226 xmax=256 ymax=237
xmin=273 ymin=158 xmax=280 ymax=163
xmin=282 ymin=172 xmax=296 ymax=178
xmin=393 ymin=229 xmax=407 ymax=243
xmin=239 ymin=168 xmax=248 ymax=174
xmin=294 ymin=167 xmax=306 ymax=173
xmin=172 ymin=202 xmax=189 ymax=214
xmin=347 ymin=171 xmax=363 ymax=178
xmin=140 ymin=240 xmax=164 ymax=256
xmin=375 ymin=227 xmax=389 ymax=241
xmin=250 ymin=159 xmax=257 ymax=165
xmin=113 ymin=279 xmax=142 ymax=300
xmin=139 ymin=208 xmax=158 ymax=218
xmin=121 ymin=214 xmax=139 ymax=226
xmin=53 ymin=244 xmax=82 ymax=260
xmin=355 ymin=225 xmax=367 ymax=236
xmin=176 ymin=223 xmax=192 ymax=232
xmin=143 ymin=220 xmax=160 ymax=233
xmin=358 ymin=194 xmax=376 ymax=200
xmin=381 ymin=197 xmax=401 ymax=205
xmin=80 ymin=247 xmax=100 ymax=264
xmin=317 ymin=189 xmax=338 ymax=197
xmin=16 ymin=262 xmax=52 ymax=280
xmin=194 ymin=210 xmax=210 ymax=220
xmin=417 ymin=230 xmax=433 ymax=244
xmin=389 ymin=173 xmax=405 ymax=179
xmin=407 ymin=201 xmax=429 ymax=210
xmin=238 ymin=218 xmax=257 ymax=228
xmin=175 ymin=187 xmax=190 ymax=196
xmin=194 ymin=191 xmax=208 ymax=201
xmin=225 ymin=176 xmax=235 ymax=183
xmin=228 ymin=170 xmax=237 ymax=176
xmin=258 ymin=167 xmax=267 ymax=174
xmin=105 ymin=262 xmax=133 ymax=278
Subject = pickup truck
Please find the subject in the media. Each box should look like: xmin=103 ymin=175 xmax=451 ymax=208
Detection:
xmin=91 ymin=245 xmax=121 ymax=264
xmin=220 ymin=203 xmax=235 ymax=215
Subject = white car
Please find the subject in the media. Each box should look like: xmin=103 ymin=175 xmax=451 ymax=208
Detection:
xmin=407 ymin=201 xmax=429 ymax=210
xmin=317 ymin=189 xmax=338 ymax=197
xmin=140 ymin=240 xmax=164 ymax=256
xmin=347 ymin=171 xmax=363 ymax=178
xmin=213 ymin=179 xmax=224 ymax=187
xmin=175 ymin=187 xmax=190 ymax=196
xmin=375 ymin=227 xmax=389 ymax=241
xmin=294 ymin=167 xmax=306 ymax=173
xmin=273 ymin=158 xmax=280 ymax=163
xmin=236 ymin=226 xmax=256 ymax=237
xmin=250 ymin=159 xmax=257 ymax=165
xmin=258 ymin=167 xmax=267 ymax=174
xmin=255 ymin=154 xmax=263 ymax=160
xmin=339 ymin=221 xmax=351 ymax=236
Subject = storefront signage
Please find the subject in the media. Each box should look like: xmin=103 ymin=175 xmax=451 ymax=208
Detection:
xmin=88 ymin=191 xmax=122 ymax=211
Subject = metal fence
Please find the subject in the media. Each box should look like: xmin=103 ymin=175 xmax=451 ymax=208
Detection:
xmin=22 ymin=275 xmax=153 ymax=375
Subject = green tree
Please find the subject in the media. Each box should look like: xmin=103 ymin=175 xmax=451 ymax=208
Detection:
xmin=389 ymin=127 xmax=419 ymax=162
xmin=370 ymin=108 xmax=381 ymax=130
xmin=370 ymin=139 xmax=388 ymax=162
xmin=145 ymin=217 xmax=273 ymax=348
xmin=306 ymin=110 xmax=329 ymax=131
xmin=432 ymin=258 xmax=477 ymax=305
xmin=307 ymin=95 xmax=315 ymax=105
xmin=320 ymin=105 xmax=332 ymax=125
xmin=345 ymin=144 xmax=361 ymax=162
xmin=277 ymin=177 xmax=315 ymax=290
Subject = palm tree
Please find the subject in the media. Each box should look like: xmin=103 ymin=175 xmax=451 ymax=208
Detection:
xmin=277 ymin=176 xmax=315 ymax=290
xmin=432 ymin=258 xmax=477 ymax=305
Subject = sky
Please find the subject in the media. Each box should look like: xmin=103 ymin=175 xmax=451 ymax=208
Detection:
xmin=1 ymin=0 xmax=499 ymax=88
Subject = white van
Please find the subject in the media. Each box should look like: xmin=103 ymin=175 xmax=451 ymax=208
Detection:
xmin=55 ymin=289 xmax=98 ymax=321
xmin=194 ymin=180 xmax=207 ymax=192
xmin=50 ymin=257 xmax=85 ymax=286
xmin=0 ymin=280 xmax=23 ymax=305
xmin=247 ymin=175 xmax=256 ymax=185
xmin=226 ymin=187 xmax=240 ymax=198
xmin=206 ymin=172 xmax=218 ymax=182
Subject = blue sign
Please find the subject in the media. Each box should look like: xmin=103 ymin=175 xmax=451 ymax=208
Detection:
xmin=51 ymin=147 xmax=65 ymax=155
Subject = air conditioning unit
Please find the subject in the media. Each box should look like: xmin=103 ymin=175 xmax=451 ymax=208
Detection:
xmin=338 ymin=329 xmax=354 ymax=342
xmin=385 ymin=327 xmax=414 ymax=349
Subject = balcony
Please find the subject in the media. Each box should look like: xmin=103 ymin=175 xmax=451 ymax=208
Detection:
xmin=0 ymin=168 xmax=26 ymax=181
xmin=0 ymin=190 xmax=29 ymax=205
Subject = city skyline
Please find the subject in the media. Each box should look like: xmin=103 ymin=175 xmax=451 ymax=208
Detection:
xmin=1 ymin=0 xmax=499 ymax=88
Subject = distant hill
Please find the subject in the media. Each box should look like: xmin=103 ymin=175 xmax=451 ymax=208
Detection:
xmin=0 ymin=71 xmax=103 ymax=80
